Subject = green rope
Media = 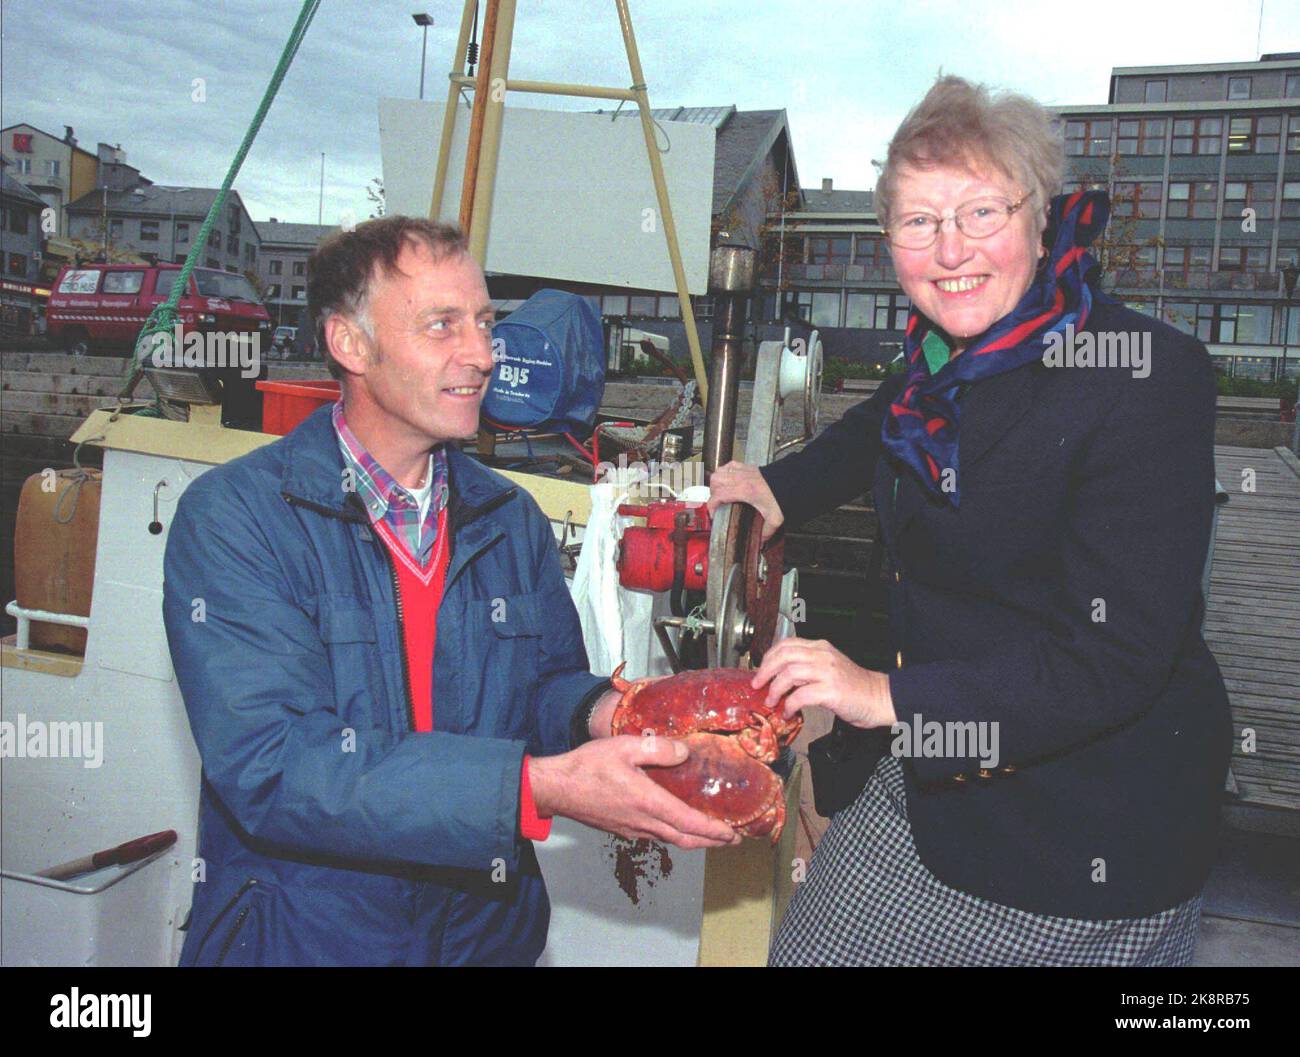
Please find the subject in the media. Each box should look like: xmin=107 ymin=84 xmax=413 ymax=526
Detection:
xmin=121 ymin=0 xmax=323 ymax=406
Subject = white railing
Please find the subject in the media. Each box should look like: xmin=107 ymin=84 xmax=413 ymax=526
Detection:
xmin=5 ymin=601 xmax=89 ymax=650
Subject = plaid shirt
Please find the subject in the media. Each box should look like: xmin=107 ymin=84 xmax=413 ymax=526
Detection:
xmin=332 ymin=400 xmax=449 ymax=565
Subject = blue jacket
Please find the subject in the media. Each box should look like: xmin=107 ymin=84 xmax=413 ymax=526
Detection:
xmin=762 ymin=301 xmax=1232 ymax=919
xmin=163 ymin=403 xmax=607 ymax=965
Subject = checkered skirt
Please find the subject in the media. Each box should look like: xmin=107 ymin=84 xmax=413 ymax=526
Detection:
xmin=769 ymin=753 xmax=1203 ymax=966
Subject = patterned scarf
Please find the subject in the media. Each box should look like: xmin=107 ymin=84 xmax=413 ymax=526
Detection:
xmin=881 ymin=189 xmax=1110 ymax=507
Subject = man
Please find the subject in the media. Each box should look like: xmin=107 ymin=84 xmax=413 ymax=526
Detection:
xmin=163 ymin=216 xmax=734 ymax=967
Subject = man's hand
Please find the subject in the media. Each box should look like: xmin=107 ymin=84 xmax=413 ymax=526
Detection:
xmin=706 ymin=461 xmax=784 ymax=541
xmin=751 ymin=637 xmax=896 ymax=730
xmin=530 ymin=737 xmax=741 ymax=849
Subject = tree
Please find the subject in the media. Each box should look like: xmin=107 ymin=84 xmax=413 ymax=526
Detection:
xmin=367 ymin=178 xmax=386 ymax=219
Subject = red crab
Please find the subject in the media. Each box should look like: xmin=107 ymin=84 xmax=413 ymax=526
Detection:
xmin=646 ymin=733 xmax=786 ymax=843
xmin=610 ymin=666 xmax=802 ymax=763
xmin=610 ymin=665 xmax=801 ymax=843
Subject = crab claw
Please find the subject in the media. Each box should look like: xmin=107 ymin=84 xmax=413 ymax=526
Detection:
xmin=611 ymin=661 xmax=631 ymax=694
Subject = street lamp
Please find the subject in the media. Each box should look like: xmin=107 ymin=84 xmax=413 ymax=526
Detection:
xmin=412 ymin=13 xmax=434 ymax=100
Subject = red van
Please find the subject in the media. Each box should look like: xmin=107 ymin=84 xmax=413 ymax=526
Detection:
xmin=47 ymin=263 xmax=271 ymax=355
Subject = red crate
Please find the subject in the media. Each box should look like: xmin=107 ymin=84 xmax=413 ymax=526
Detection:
xmin=256 ymin=379 xmax=341 ymax=436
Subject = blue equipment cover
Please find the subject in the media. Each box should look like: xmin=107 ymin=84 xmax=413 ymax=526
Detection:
xmin=483 ymin=290 xmax=606 ymax=437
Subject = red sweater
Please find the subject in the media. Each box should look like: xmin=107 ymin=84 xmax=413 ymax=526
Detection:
xmin=372 ymin=509 xmax=550 ymax=841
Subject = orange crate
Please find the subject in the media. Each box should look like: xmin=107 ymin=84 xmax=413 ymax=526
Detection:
xmin=256 ymin=379 xmax=340 ymax=436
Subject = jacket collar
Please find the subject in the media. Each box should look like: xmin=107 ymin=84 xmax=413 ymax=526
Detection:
xmin=279 ymin=403 xmax=517 ymax=529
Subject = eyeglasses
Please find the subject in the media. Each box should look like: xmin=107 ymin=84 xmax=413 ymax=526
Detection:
xmin=885 ymin=192 xmax=1034 ymax=250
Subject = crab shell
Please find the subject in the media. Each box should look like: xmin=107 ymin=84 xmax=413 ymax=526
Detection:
xmin=648 ymin=733 xmax=786 ymax=843
xmin=609 ymin=665 xmax=802 ymax=764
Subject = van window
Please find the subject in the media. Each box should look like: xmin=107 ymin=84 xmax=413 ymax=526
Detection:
xmin=153 ymin=271 xmax=192 ymax=298
xmin=102 ymin=271 xmax=145 ymax=294
xmin=58 ymin=269 xmax=101 ymax=294
xmin=193 ymin=269 xmax=260 ymax=302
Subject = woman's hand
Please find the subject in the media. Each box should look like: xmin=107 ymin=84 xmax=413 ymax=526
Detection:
xmin=751 ymin=637 xmax=896 ymax=730
xmin=706 ymin=461 xmax=784 ymax=541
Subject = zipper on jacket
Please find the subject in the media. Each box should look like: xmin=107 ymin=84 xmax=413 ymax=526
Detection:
xmin=216 ymin=902 xmax=254 ymax=965
xmin=377 ymin=541 xmax=417 ymax=734
xmin=197 ymin=877 xmax=257 ymax=960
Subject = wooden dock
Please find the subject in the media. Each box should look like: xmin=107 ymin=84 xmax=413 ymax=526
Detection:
xmin=1207 ymin=445 xmax=1300 ymax=811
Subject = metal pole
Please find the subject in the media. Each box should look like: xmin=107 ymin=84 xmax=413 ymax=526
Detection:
xmin=419 ymin=23 xmax=429 ymax=99
xmin=430 ymin=0 xmax=477 ymax=220
xmin=703 ymin=241 xmax=757 ymax=478
xmin=615 ymin=0 xmax=709 ymax=402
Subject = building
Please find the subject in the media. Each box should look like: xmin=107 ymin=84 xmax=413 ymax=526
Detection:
xmin=255 ymin=219 xmax=338 ymax=335
xmin=1055 ymin=53 xmax=1300 ymax=381
xmin=0 ymin=170 xmax=49 ymax=333
xmin=759 ymin=177 xmax=907 ymax=365
xmin=65 ymin=185 xmax=260 ymax=276
xmin=0 ymin=124 xmax=98 ymax=237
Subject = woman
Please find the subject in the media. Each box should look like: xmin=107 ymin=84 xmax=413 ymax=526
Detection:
xmin=710 ymin=76 xmax=1231 ymax=966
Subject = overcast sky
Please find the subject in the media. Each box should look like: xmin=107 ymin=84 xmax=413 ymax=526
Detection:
xmin=4 ymin=0 xmax=1300 ymax=228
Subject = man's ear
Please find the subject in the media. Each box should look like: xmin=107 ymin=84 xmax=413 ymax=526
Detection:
xmin=324 ymin=314 xmax=370 ymax=377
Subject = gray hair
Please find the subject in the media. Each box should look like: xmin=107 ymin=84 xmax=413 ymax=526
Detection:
xmin=874 ymin=75 xmax=1064 ymax=236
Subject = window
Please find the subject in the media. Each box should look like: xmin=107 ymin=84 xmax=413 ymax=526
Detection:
xmin=206 ymin=258 xmax=220 ymax=268
xmin=1111 ymin=181 xmax=1162 ymax=218
xmin=14 ymin=158 xmax=31 ymax=174
xmin=292 ymin=286 xmax=305 ymax=300
xmin=1163 ymin=245 xmax=1213 ymax=280
xmin=267 ymin=283 xmax=281 ymax=299
xmin=1227 ymin=77 xmax=1251 ymax=101
xmin=810 ymin=291 xmax=840 ymax=327
xmin=57 ymin=269 xmax=102 ymax=294
xmin=175 ymin=222 xmax=190 ymax=243
xmin=628 ymin=295 xmax=657 ymax=316
xmin=245 ymin=244 xmax=256 ymax=264
xmin=601 ymin=294 xmax=627 ymax=316
xmin=1283 ymin=182 xmax=1300 ymax=219
xmin=102 ymin=270 xmax=145 ymax=293
xmin=806 ymin=236 xmax=851 ymax=264
xmin=1288 ymin=115 xmax=1300 ymax=153
xmin=139 ymin=220 xmax=159 ymax=241
xmin=1167 ymin=181 xmax=1218 ymax=219
xmin=1224 ymin=180 xmax=1275 ymax=219
xmin=657 ymin=296 xmax=680 ymax=319
xmin=1228 ymin=115 xmax=1281 ymax=154
xmin=1144 ymin=80 xmax=1167 ymax=103
xmin=109 ymin=218 xmax=123 ymax=239
xmin=211 ymin=229 xmax=222 ymax=249
xmin=1217 ymin=246 xmax=1269 ymax=271
xmin=292 ymin=260 xmax=306 ymax=276
xmin=1287 ymin=74 xmax=1300 ymax=98
xmin=269 ymin=259 xmax=283 ymax=275
xmin=45 ymin=159 xmax=60 ymax=177
xmin=1116 ymin=118 xmax=1166 ymax=156
xmin=845 ymin=292 xmax=875 ymax=328
xmin=8 ymin=253 xmax=26 ymax=276
xmin=229 ymin=237 xmax=239 ymax=257
xmin=875 ymin=294 xmax=910 ymax=330
xmin=1171 ymin=116 xmax=1222 ymax=155
xmin=1065 ymin=119 xmax=1112 ymax=157
xmin=854 ymin=236 xmax=889 ymax=268
xmin=1170 ymin=302 xmax=1273 ymax=344
xmin=228 ymin=207 xmax=240 ymax=234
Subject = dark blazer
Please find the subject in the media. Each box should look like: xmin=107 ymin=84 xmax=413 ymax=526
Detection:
xmin=763 ymin=300 xmax=1232 ymax=919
